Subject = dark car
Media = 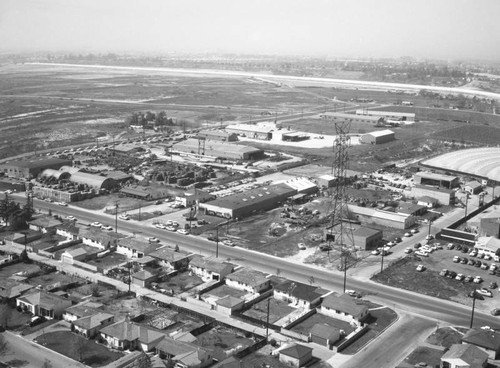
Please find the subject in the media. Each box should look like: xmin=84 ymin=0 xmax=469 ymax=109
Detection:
xmin=461 ymin=247 xmax=469 ymax=253
xmin=455 ymin=244 xmax=462 ymax=251
xmin=468 ymin=259 xmax=476 ymax=266
xmin=414 ymin=243 xmax=422 ymax=249
xmin=490 ymin=282 xmax=498 ymax=289
xmin=491 ymin=308 xmax=500 ymax=316
xmin=29 ymin=316 xmax=46 ymax=327
xmin=475 ymin=261 xmax=482 ymax=268
xmin=460 ymin=257 xmax=468 ymax=264
xmin=447 ymin=271 xmax=457 ymax=279
xmin=464 ymin=275 xmax=473 ymax=282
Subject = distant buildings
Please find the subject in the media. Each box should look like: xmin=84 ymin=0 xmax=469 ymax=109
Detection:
xmin=348 ymin=205 xmax=415 ymax=230
xmin=414 ymin=172 xmax=460 ymax=189
xmin=0 ymin=158 xmax=72 ymax=179
xmin=173 ymin=138 xmax=264 ymax=161
xmin=360 ymin=129 xmax=395 ymax=145
xmin=319 ymin=112 xmax=384 ymax=125
xmin=355 ymin=109 xmax=415 ymax=122
xmin=197 ymin=130 xmax=238 ymax=142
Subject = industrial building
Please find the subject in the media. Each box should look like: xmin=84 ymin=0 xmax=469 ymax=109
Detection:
xmin=199 ymin=184 xmax=296 ymax=219
xmin=225 ymin=123 xmax=274 ymax=140
xmin=411 ymin=184 xmax=456 ymax=206
xmin=348 ymin=205 xmax=415 ymax=230
xmin=173 ymin=139 xmax=264 ymax=161
xmin=355 ymin=109 xmax=415 ymax=122
xmin=0 ymin=158 xmax=72 ymax=179
xmin=319 ymin=112 xmax=384 ymax=125
xmin=413 ymin=172 xmax=460 ymax=189
xmin=464 ymin=180 xmax=483 ymax=195
xmin=353 ymin=227 xmax=383 ymax=250
xmin=360 ymin=130 xmax=395 ymax=145
xmin=480 ymin=217 xmax=500 ymax=238
xmin=197 ymin=130 xmax=238 ymax=142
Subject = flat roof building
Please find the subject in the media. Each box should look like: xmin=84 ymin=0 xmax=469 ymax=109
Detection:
xmin=355 ymin=109 xmax=415 ymax=121
xmin=319 ymin=112 xmax=384 ymax=125
xmin=199 ymin=183 xmax=296 ymax=219
xmin=0 ymin=158 xmax=72 ymax=179
xmin=197 ymin=130 xmax=238 ymax=142
xmin=173 ymin=138 xmax=264 ymax=161
xmin=225 ymin=123 xmax=274 ymax=140
xmin=360 ymin=129 xmax=395 ymax=145
xmin=348 ymin=205 xmax=415 ymax=230
xmin=414 ymin=172 xmax=460 ymax=189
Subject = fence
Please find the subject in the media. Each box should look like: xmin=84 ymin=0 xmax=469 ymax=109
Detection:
xmin=281 ymin=308 xmax=317 ymax=330
xmin=335 ymin=325 xmax=368 ymax=353
xmin=280 ymin=328 xmax=310 ymax=342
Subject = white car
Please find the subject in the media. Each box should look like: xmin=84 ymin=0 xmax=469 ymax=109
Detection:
xmin=148 ymin=237 xmax=160 ymax=243
xmin=371 ymin=249 xmax=380 ymax=256
xmin=415 ymin=250 xmax=429 ymax=257
xmin=177 ymin=229 xmax=189 ymax=235
xmin=416 ymin=264 xmax=425 ymax=272
xmin=473 ymin=276 xmax=483 ymax=284
xmin=298 ymin=243 xmax=307 ymax=250
xmin=66 ymin=215 xmax=77 ymax=221
xmin=222 ymin=239 xmax=234 ymax=246
xmin=154 ymin=223 xmax=166 ymax=229
xmin=410 ymin=229 xmax=418 ymax=234
xmin=102 ymin=225 xmax=113 ymax=231
xmin=426 ymin=234 xmax=434 ymax=240
xmin=58 ymin=202 xmax=68 ymax=206
xmin=119 ymin=214 xmax=130 ymax=220
xmin=345 ymin=289 xmax=358 ymax=297
xmin=166 ymin=226 xmax=177 ymax=232
xmin=90 ymin=222 xmax=102 ymax=228
xmin=404 ymin=232 xmax=412 ymax=237
xmin=476 ymin=288 xmax=492 ymax=297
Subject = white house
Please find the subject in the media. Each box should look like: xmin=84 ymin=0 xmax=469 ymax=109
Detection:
xmin=188 ymin=255 xmax=234 ymax=282
xmin=320 ymin=294 xmax=369 ymax=326
xmin=225 ymin=268 xmax=270 ymax=294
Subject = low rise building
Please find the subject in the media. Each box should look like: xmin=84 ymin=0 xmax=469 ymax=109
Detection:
xmin=480 ymin=217 xmax=500 ymax=238
xmin=412 ymin=184 xmax=456 ymax=206
xmin=27 ymin=215 xmax=62 ymax=233
xmin=188 ymin=255 xmax=234 ymax=282
xmin=0 ymin=158 xmax=72 ymax=179
xmin=310 ymin=323 xmax=341 ymax=348
xmin=360 ymin=130 xmax=395 ymax=145
xmin=225 ymin=268 xmax=270 ymax=294
xmin=80 ymin=228 xmax=125 ymax=250
xmin=440 ymin=343 xmax=488 ymax=368
xmin=465 ymin=181 xmax=483 ymax=195
xmin=16 ymin=291 xmax=72 ymax=319
xmin=461 ymin=328 xmax=500 ymax=360
xmin=117 ymin=238 xmax=159 ymax=259
xmin=414 ymin=172 xmax=460 ymax=189
xmin=197 ymin=130 xmax=238 ymax=142
xmin=353 ymin=227 xmax=383 ymax=250
xmin=319 ymin=112 xmax=384 ymax=125
xmin=225 ymin=123 xmax=274 ymax=140
xmin=73 ymin=312 xmax=114 ymax=338
xmin=273 ymin=280 xmax=324 ymax=309
xmin=320 ymin=294 xmax=369 ymax=326
xmin=100 ymin=320 xmax=166 ymax=352
xmin=173 ymin=138 xmax=265 ymax=161
xmin=348 ymin=205 xmax=415 ymax=230
xmin=149 ymin=247 xmax=191 ymax=270
xmin=278 ymin=344 xmax=313 ymax=368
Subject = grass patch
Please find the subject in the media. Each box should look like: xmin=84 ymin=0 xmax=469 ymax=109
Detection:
xmin=35 ymin=331 xmax=123 ymax=367
xmin=426 ymin=327 xmax=464 ymax=348
xmin=402 ymin=346 xmax=443 ymax=367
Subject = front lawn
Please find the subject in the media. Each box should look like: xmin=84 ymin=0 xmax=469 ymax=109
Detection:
xmin=401 ymin=346 xmax=443 ymax=367
xmin=426 ymin=327 xmax=464 ymax=348
xmin=34 ymin=331 xmax=124 ymax=367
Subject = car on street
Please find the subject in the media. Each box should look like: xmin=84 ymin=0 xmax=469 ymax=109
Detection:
xmin=177 ymin=229 xmax=190 ymax=235
xmin=222 ymin=239 xmax=234 ymax=246
xmin=415 ymin=250 xmax=429 ymax=257
xmin=90 ymin=222 xmax=102 ymax=228
xmin=491 ymin=308 xmax=500 ymax=316
xmin=416 ymin=264 xmax=425 ymax=272
xmin=371 ymin=249 xmax=380 ymax=255
xmin=148 ymin=237 xmax=160 ymax=243
xmin=66 ymin=215 xmax=77 ymax=221
xmin=102 ymin=225 xmax=113 ymax=231
xmin=155 ymin=223 xmax=166 ymax=229
xmin=58 ymin=202 xmax=68 ymax=206
xmin=345 ymin=289 xmax=359 ymax=297
xmin=166 ymin=226 xmax=177 ymax=231
xmin=119 ymin=214 xmax=130 ymax=220
xmin=410 ymin=229 xmax=418 ymax=234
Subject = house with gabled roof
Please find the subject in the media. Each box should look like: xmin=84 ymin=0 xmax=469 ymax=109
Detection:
xmin=73 ymin=312 xmax=114 ymax=338
xmin=155 ymin=336 xmax=212 ymax=368
xmin=278 ymin=343 xmax=313 ymax=368
xmin=63 ymin=301 xmax=103 ymax=322
xmin=80 ymin=228 xmax=125 ymax=250
xmin=61 ymin=248 xmax=87 ymax=264
xmin=320 ymin=294 xmax=369 ymax=326
xmin=27 ymin=215 xmax=62 ymax=233
xmin=55 ymin=221 xmax=80 ymax=240
xmin=0 ymin=279 xmax=33 ymax=302
xmin=149 ymin=247 xmax=191 ymax=270
xmin=461 ymin=328 xmax=500 ymax=360
xmin=273 ymin=280 xmax=324 ymax=309
xmin=441 ymin=343 xmax=488 ymax=368
xmin=132 ymin=269 xmax=159 ymax=288
xmin=188 ymin=255 xmax=234 ymax=282
xmin=116 ymin=238 xmax=159 ymax=259
xmin=16 ymin=290 xmax=72 ymax=319
xmin=310 ymin=323 xmax=341 ymax=348
xmin=215 ymin=296 xmax=245 ymax=315
xmin=100 ymin=320 xmax=166 ymax=352
xmin=225 ymin=268 xmax=270 ymax=294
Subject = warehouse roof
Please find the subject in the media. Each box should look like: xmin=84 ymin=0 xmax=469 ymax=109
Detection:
xmin=281 ymin=177 xmax=318 ymax=193
xmin=348 ymin=205 xmax=412 ymax=223
xmin=40 ymin=169 xmax=70 ymax=180
xmin=353 ymin=227 xmax=381 ymax=238
xmin=2 ymin=158 xmax=71 ymax=169
xmin=415 ymin=171 xmax=458 ymax=182
xmin=365 ymin=129 xmax=394 ymax=138
xmin=174 ymin=138 xmax=262 ymax=156
xmin=203 ymin=184 xmax=296 ymax=211
xmin=320 ymin=112 xmax=383 ymax=122
xmin=225 ymin=123 xmax=274 ymax=134
xmin=69 ymin=172 xmax=116 ymax=189
xmin=197 ymin=130 xmax=234 ymax=138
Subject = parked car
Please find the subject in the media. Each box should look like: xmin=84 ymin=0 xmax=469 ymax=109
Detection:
xmin=66 ymin=215 xmax=77 ymax=221
xmin=102 ymin=225 xmax=113 ymax=231
xmin=464 ymin=275 xmax=473 ymax=282
xmin=404 ymin=248 xmax=413 ymax=254
xmin=447 ymin=271 xmax=457 ymax=279
xmin=414 ymin=243 xmax=422 ymax=249
xmin=222 ymin=239 xmax=234 ymax=246
xmin=476 ymin=288 xmax=492 ymax=297
xmin=481 ymin=263 xmax=489 ymax=270
xmin=455 ymin=273 xmax=465 ymax=281
xmin=468 ymin=259 xmax=476 ymax=266
xmin=461 ymin=247 xmax=469 ymax=254
xmin=460 ymin=257 xmax=468 ymax=264
xmin=475 ymin=261 xmax=482 ymax=268
xmin=473 ymin=276 xmax=483 ymax=284
xmin=490 ymin=282 xmax=498 ymax=289
xmin=415 ymin=250 xmax=429 ymax=257
xmin=148 ymin=237 xmax=160 ymax=243
xmin=410 ymin=229 xmax=418 ymax=234
xmin=478 ymin=253 xmax=485 ymax=259
xmin=29 ymin=316 xmax=46 ymax=327
xmin=490 ymin=264 xmax=498 ymax=271
xmin=453 ymin=256 xmax=461 ymax=263
xmin=469 ymin=250 xmax=478 ymax=257
xmin=439 ymin=269 xmax=448 ymax=277
xmin=404 ymin=232 xmax=412 ymax=237
xmin=455 ymin=244 xmax=462 ymax=251
xmin=394 ymin=237 xmax=402 ymax=243
xmin=371 ymin=249 xmax=380 ymax=256
xmin=491 ymin=308 xmax=500 ymax=316
xmin=298 ymin=243 xmax=307 ymax=250
xmin=447 ymin=243 xmax=455 ymax=250
xmin=119 ymin=214 xmax=130 ymax=220
xmin=90 ymin=222 xmax=102 ymax=228
xmin=177 ymin=229 xmax=190 ymax=235
xmin=345 ymin=289 xmax=359 ymax=297
xmin=416 ymin=264 xmax=425 ymax=272
xmin=484 ymin=254 xmax=492 ymax=261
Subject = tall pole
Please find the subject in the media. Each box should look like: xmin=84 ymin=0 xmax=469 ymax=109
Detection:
xmin=115 ymin=202 xmax=119 ymax=233
xmin=380 ymin=247 xmax=385 ymax=273
xmin=428 ymin=219 xmax=432 ymax=238
xmin=343 ymin=250 xmax=347 ymax=293
xmin=265 ymin=298 xmax=270 ymax=341
xmin=465 ymin=194 xmax=469 ymax=217
xmin=470 ymin=291 xmax=476 ymax=328
xmin=216 ymin=226 xmax=219 ymax=258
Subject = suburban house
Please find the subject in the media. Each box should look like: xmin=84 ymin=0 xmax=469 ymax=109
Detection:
xmin=417 ymin=196 xmax=439 ymax=208
xmin=310 ymin=323 xmax=341 ymax=348
xmin=188 ymin=255 xmax=234 ymax=282
xmin=72 ymin=312 xmax=115 ymax=338
xmin=100 ymin=320 xmax=166 ymax=352
xmin=80 ymin=228 xmax=125 ymax=250
xmin=461 ymin=328 xmax=500 ymax=360
xmin=273 ymin=280 xmax=324 ymax=309
xmin=441 ymin=343 xmax=488 ymax=368
xmin=214 ymin=296 xmax=245 ymax=315
xmin=149 ymin=247 xmax=191 ymax=270
xmin=63 ymin=301 xmax=104 ymax=322
xmin=278 ymin=344 xmax=313 ymax=368
xmin=16 ymin=290 xmax=72 ymax=319
xmin=55 ymin=221 xmax=80 ymax=240
xmin=116 ymin=238 xmax=159 ymax=259
xmin=225 ymin=268 xmax=270 ymax=294
xmin=27 ymin=215 xmax=62 ymax=233
xmin=320 ymin=294 xmax=369 ymax=326
xmin=155 ymin=337 xmax=212 ymax=368
xmin=0 ymin=280 xmax=33 ymax=303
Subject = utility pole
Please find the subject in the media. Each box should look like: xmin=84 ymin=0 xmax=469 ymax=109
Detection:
xmin=114 ymin=201 xmax=119 ymax=233
xmin=380 ymin=246 xmax=385 ymax=273
xmin=428 ymin=219 xmax=432 ymax=238
xmin=215 ymin=226 xmax=219 ymax=258
xmin=470 ymin=290 xmax=477 ymax=328
xmin=265 ymin=298 xmax=270 ymax=341
xmin=465 ymin=193 xmax=470 ymax=217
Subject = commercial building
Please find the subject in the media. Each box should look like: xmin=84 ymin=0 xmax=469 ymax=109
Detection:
xmin=0 ymin=158 xmax=72 ymax=179
xmin=173 ymin=138 xmax=264 ymax=161
xmin=353 ymin=227 xmax=383 ymax=250
xmin=281 ymin=177 xmax=318 ymax=195
xmin=197 ymin=130 xmax=238 ymax=142
xmin=411 ymin=184 xmax=456 ymax=206
xmin=474 ymin=237 xmax=500 ymax=257
xmin=464 ymin=181 xmax=483 ymax=195
xmin=355 ymin=109 xmax=415 ymax=122
xmin=360 ymin=129 xmax=395 ymax=145
xmin=199 ymin=183 xmax=296 ymax=219
xmin=319 ymin=112 xmax=384 ymax=125
xmin=480 ymin=217 xmax=500 ymax=238
xmin=68 ymin=172 xmax=117 ymax=191
xmin=225 ymin=123 xmax=274 ymax=140
xmin=413 ymin=172 xmax=460 ymax=189
xmin=348 ymin=205 xmax=415 ymax=230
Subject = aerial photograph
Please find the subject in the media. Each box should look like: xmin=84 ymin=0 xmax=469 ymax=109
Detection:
xmin=1 ymin=0 xmax=500 ymax=367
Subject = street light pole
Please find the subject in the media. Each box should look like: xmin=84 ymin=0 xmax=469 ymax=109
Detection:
xmin=114 ymin=202 xmax=119 ymax=233
xmin=470 ymin=291 xmax=476 ymax=328
xmin=215 ymin=226 xmax=219 ymax=258
xmin=380 ymin=247 xmax=385 ymax=273
xmin=465 ymin=194 xmax=470 ymax=217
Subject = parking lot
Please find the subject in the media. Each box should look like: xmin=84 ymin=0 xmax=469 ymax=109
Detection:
xmin=374 ymin=239 xmax=500 ymax=314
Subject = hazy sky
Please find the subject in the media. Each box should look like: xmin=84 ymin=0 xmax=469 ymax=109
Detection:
xmin=1 ymin=0 xmax=500 ymax=60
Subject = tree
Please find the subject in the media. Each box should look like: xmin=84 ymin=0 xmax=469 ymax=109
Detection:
xmin=73 ymin=336 xmax=86 ymax=362
xmin=134 ymin=352 xmax=152 ymax=368
xmin=41 ymin=359 xmax=53 ymax=368
xmin=89 ymin=284 xmax=100 ymax=297
xmin=19 ymin=249 xmax=29 ymax=263
xmin=0 ymin=302 xmax=12 ymax=329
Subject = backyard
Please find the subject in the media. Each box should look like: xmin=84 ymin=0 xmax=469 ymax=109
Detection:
xmin=241 ymin=297 xmax=296 ymax=324
xmin=195 ymin=325 xmax=256 ymax=362
xmin=34 ymin=331 xmax=124 ymax=367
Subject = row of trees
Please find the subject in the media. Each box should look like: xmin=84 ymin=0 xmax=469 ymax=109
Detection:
xmin=0 ymin=194 xmax=32 ymax=231
xmin=125 ymin=111 xmax=174 ymax=127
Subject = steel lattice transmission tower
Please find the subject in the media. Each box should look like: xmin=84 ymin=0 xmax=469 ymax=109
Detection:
xmin=327 ymin=120 xmax=356 ymax=292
